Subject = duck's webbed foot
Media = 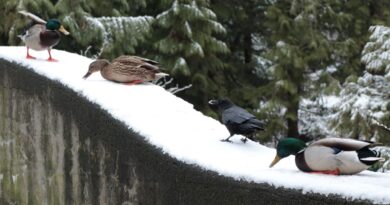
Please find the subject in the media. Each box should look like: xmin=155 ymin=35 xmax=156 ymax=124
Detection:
xmin=47 ymin=50 xmax=58 ymax=62
xmin=47 ymin=57 xmax=58 ymax=62
xmin=26 ymin=54 xmax=36 ymax=59
xmin=240 ymin=137 xmax=248 ymax=143
xmin=26 ymin=47 xmax=36 ymax=59
xmin=125 ymin=80 xmax=144 ymax=86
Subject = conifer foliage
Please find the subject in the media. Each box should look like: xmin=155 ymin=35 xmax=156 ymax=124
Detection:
xmin=263 ymin=0 xmax=349 ymax=139
xmin=83 ymin=16 xmax=154 ymax=58
xmin=152 ymin=0 xmax=229 ymax=109
xmin=332 ymin=25 xmax=390 ymax=143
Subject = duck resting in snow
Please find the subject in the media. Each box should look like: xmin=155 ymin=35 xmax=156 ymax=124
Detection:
xmin=269 ymin=137 xmax=384 ymax=175
xmin=18 ymin=10 xmax=70 ymax=61
xmin=83 ymin=55 xmax=169 ymax=85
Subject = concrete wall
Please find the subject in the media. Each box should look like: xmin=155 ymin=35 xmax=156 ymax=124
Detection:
xmin=0 ymin=59 xmax=369 ymax=205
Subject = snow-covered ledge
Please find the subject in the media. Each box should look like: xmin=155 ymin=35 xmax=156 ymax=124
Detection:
xmin=0 ymin=47 xmax=389 ymax=204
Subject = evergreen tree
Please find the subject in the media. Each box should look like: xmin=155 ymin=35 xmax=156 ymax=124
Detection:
xmin=295 ymin=1 xmax=390 ymax=142
xmin=331 ymin=25 xmax=390 ymax=144
xmin=211 ymin=0 xmax=282 ymax=142
xmin=0 ymin=0 xmax=20 ymax=44
xmin=151 ymin=0 xmax=229 ymax=110
xmin=263 ymin=0 xmax=351 ymax=139
xmin=55 ymin=0 xmax=153 ymax=58
xmin=331 ymin=0 xmax=390 ymax=81
xmin=77 ymin=16 xmax=153 ymax=58
xmin=210 ymin=0 xmax=271 ymax=108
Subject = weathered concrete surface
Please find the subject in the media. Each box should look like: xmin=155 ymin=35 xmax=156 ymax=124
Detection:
xmin=0 ymin=59 xmax=370 ymax=205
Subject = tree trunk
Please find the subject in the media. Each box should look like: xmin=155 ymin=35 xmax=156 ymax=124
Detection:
xmin=243 ymin=33 xmax=252 ymax=64
xmin=287 ymin=99 xmax=299 ymax=138
xmin=287 ymin=116 xmax=299 ymax=138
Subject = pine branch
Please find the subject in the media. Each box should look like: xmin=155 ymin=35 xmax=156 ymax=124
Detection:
xmin=372 ymin=118 xmax=390 ymax=132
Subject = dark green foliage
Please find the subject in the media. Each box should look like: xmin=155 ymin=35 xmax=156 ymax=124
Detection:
xmin=150 ymin=0 xmax=229 ymax=110
xmin=262 ymin=0 xmax=349 ymax=139
xmin=0 ymin=0 xmax=19 ymax=44
xmin=331 ymin=25 xmax=390 ymax=143
xmin=330 ymin=0 xmax=390 ymax=81
xmin=210 ymin=0 xmax=270 ymax=106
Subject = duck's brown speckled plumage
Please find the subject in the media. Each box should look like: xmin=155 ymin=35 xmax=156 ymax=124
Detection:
xmin=83 ymin=55 xmax=169 ymax=83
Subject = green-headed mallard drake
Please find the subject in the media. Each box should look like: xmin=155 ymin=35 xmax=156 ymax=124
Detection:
xmin=83 ymin=55 xmax=169 ymax=85
xmin=18 ymin=10 xmax=70 ymax=61
xmin=269 ymin=137 xmax=383 ymax=175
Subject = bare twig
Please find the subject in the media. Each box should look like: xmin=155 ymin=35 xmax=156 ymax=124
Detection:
xmin=372 ymin=118 xmax=390 ymax=132
xmin=156 ymin=77 xmax=192 ymax=94
xmin=168 ymin=84 xmax=192 ymax=94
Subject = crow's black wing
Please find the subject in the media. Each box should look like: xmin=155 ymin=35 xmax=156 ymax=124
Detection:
xmin=243 ymin=118 xmax=265 ymax=130
xmin=221 ymin=106 xmax=256 ymax=125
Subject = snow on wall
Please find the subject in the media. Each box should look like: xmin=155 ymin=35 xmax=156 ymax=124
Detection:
xmin=1 ymin=46 xmax=390 ymax=204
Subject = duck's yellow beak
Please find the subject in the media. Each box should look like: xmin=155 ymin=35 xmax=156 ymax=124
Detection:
xmin=269 ymin=155 xmax=281 ymax=168
xmin=59 ymin=25 xmax=70 ymax=35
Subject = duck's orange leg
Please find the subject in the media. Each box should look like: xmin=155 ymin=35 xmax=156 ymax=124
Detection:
xmin=310 ymin=169 xmax=340 ymax=175
xmin=47 ymin=49 xmax=58 ymax=62
xmin=124 ymin=80 xmax=144 ymax=85
xmin=26 ymin=47 xmax=36 ymax=59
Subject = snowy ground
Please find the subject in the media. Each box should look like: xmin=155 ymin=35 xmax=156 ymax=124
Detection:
xmin=1 ymin=46 xmax=390 ymax=204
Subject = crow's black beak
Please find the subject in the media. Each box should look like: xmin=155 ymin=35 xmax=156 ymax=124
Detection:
xmin=208 ymin=100 xmax=218 ymax=105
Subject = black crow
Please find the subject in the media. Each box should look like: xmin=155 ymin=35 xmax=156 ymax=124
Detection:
xmin=209 ymin=99 xmax=265 ymax=143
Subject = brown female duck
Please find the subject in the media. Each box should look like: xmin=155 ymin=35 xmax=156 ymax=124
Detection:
xmin=83 ymin=55 xmax=169 ymax=85
xmin=18 ymin=11 xmax=70 ymax=61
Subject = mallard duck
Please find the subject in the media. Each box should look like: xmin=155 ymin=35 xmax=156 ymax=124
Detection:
xmin=18 ymin=10 xmax=70 ymax=61
xmin=208 ymin=99 xmax=265 ymax=143
xmin=269 ymin=137 xmax=383 ymax=175
xmin=83 ymin=55 xmax=169 ymax=84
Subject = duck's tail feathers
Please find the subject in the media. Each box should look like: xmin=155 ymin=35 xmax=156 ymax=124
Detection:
xmin=358 ymin=147 xmax=384 ymax=165
xmin=155 ymin=73 xmax=169 ymax=79
xmin=18 ymin=10 xmax=47 ymax=24
xmin=360 ymin=139 xmax=383 ymax=147
xmin=17 ymin=34 xmax=25 ymax=40
xmin=360 ymin=157 xmax=385 ymax=162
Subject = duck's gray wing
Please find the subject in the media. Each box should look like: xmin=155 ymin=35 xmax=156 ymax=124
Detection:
xmin=311 ymin=138 xmax=376 ymax=151
xmin=19 ymin=10 xmax=47 ymax=24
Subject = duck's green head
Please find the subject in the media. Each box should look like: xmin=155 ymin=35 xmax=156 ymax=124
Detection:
xmin=269 ymin=138 xmax=306 ymax=168
xmin=46 ymin=19 xmax=70 ymax=35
